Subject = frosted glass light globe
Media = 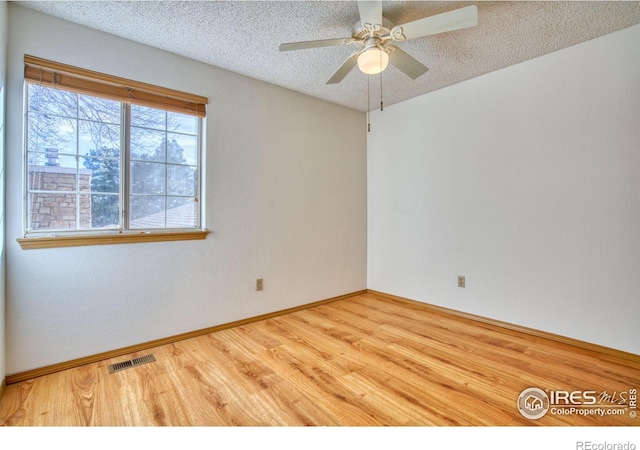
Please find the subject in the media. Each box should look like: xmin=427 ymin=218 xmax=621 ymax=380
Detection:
xmin=357 ymin=48 xmax=389 ymax=75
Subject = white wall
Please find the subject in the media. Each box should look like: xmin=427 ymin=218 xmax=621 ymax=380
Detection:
xmin=368 ymin=24 xmax=640 ymax=354
xmin=0 ymin=1 xmax=7 ymax=385
xmin=5 ymin=5 xmax=367 ymax=374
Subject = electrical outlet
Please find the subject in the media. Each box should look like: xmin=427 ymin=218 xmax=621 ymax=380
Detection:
xmin=458 ymin=276 xmax=465 ymax=288
xmin=256 ymin=278 xmax=263 ymax=291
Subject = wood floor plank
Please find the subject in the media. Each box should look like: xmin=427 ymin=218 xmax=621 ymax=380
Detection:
xmin=0 ymin=292 xmax=638 ymax=426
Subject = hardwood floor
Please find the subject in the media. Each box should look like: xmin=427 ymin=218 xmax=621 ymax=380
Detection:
xmin=0 ymin=292 xmax=638 ymax=426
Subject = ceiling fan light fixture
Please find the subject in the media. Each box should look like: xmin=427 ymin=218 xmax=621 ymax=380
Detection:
xmin=357 ymin=48 xmax=389 ymax=75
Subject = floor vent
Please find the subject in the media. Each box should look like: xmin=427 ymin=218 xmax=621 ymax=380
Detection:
xmin=108 ymin=354 xmax=156 ymax=374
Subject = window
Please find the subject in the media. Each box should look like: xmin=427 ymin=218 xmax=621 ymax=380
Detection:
xmin=20 ymin=56 xmax=208 ymax=249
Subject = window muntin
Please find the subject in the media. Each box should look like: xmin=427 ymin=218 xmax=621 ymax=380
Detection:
xmin=25 ymin=83 xmax=202 ymax=234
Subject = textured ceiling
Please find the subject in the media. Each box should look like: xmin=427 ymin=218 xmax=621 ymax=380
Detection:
xmin=15 ymin=1 xmax=640 ymax=112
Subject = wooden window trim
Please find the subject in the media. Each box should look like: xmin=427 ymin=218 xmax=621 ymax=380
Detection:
xmin=17 ymin=230 xmax=210 ymax=250
xmin=24 ymin=55 xmax=207 ymax=117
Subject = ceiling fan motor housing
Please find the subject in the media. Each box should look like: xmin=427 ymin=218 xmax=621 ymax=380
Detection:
xmin=352 ymin=17 xmax=396 ymax=42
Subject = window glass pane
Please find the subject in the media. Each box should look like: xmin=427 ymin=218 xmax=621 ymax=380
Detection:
xmin=78 ymin=95 xmax=120 ymax=124
xmin=79 ymin=121 xmax=120 ymax=157
xmin=80 ymin=156 xmax=120 ymax=193
xmin=28 ymin=114 xmax=77 ymax=155
xmin=130 ymin=162 xmax=165 ymax=195
xmin=130 ymin=195 xmax=166 ymax=228
xmin=131 ymin=104 xmax=166 ymax=130
xmin=167 ymin=197 xmax=197 ymax=228
xmin=167 ymin=111 xmax=198 ymax=135
xmin=131 ymin=128 xmax=165 ymax=162
xmin=28 ymin=192 xmax=77 ymax=231
xmin=81 ymin=194 xmax=120 ymax=229
xmin=28 ymin=84 xmax=77 ymax=117
xmin=167 ymin=165 xmax=196 ymax=196
xmin=168 ymin=133 xmax=197 ymax=165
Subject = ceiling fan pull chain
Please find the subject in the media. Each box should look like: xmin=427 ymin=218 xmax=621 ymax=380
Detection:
xmin=380 ymin=53 xmax=384 ymax=112
xmin=367 ymin=74 xmax=371 ymax=132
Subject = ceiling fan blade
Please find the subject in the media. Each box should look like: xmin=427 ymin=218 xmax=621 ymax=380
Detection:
xmin=388 ymin=47 xmax=428 ymax=80
xmin=279 ymin=38 xmax=352 ymax=52
xmin=358 ymin=1 xmax=383 ymax=27
xmin=326 ymin=52 xmax=359 ymax=84
xmin=390 ymin=5 xmax=478 ymax=41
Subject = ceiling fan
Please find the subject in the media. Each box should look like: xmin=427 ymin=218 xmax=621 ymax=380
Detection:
xmin=279 ymin=1 xmax=478 ymax=84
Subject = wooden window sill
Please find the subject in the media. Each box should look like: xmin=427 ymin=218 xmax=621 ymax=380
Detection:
xmin=17 ymin=230 xmax=210 ymax=250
